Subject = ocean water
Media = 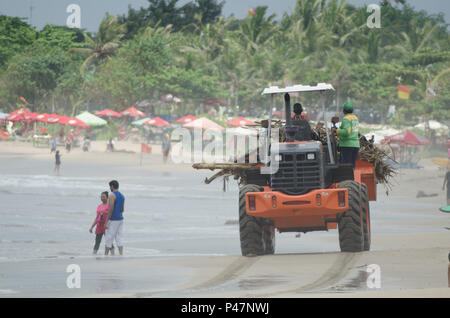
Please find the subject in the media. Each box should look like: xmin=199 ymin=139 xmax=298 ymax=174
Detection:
xmin=0 ymin=170 xmax=242 ymax=262
xmin=0 ymin=163 xmax=446 ymax=264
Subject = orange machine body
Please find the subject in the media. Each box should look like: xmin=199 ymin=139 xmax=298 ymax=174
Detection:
xmin=245 ymin=160 xmax=376 ymax=233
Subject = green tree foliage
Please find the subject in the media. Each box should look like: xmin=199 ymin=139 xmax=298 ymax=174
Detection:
xmin=0 ymin=15 xmax=37 ymax=66
xmin=120 ymin=0 xmax=224 ymax=37
xmin=0 ymin=0 xmax=448 ymax=121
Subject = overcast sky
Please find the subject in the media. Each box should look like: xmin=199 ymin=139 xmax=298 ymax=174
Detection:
xmin=0 ymin=0 xmax=448 ymax=32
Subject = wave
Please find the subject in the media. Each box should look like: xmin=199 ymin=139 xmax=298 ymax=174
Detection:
xmin=0 ymin=174 xmax=235 ymax=200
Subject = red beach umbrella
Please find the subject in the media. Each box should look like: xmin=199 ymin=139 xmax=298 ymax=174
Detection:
xmin=66 ymin=118 xmax=88 ymax=129
xmin=8 ymin=108 xmax=30 ymax=117
xmin=183 ymin=117 xmax=224 ymax=131
xmin=176 ymin=115 xmax=197 ymax=124
xmin=36 ymin=113 xmax=49 ymax=123
xmin=144 ymin=116 xmax=172 ymax=127
xmin=46 ymin=113 xmax=61 ymax=124
xmin=22 ymin=112 xmax=38 ymax=123
xmin=6 ymin=113 xmax=25 ymax=122
xmin=121 ymin=106 xmax=145 ymax=117
xmin=382 ymin=130 xmax=430 ymax=146
xmin=95 ymin=109 xmax=122 ymax=118
xmin=57 ymin=115 xmax=70 ymax=125
xmin=226 ymin=116 xmax=256 ymax=127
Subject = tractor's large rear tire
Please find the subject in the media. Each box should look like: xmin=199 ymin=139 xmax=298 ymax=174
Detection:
xmin=338 ymin=181 xmax=365 ymax=252
xmin=361 ymin=183 xmax=371 ymax=251
xmin=239 ymin=184 xmax=269 ymax=256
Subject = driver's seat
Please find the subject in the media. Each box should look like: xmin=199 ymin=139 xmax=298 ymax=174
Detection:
xmin=291 ymin=120 xmax=313 ymax=141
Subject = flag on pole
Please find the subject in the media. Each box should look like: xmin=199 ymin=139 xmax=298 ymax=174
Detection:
xmin=248 ymin=8 xmax=256 ymax=15
xmin=398 ymin=85 xmax=410 ymax=100
xmin=19 ymin=96 xmax=29 ymax=105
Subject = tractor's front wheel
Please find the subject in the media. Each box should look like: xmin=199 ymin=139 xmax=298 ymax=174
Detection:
xmin=338 ymin=181 xmax=365 ymax=252
xmin=239 ymin=184 xmax=272 ymax=256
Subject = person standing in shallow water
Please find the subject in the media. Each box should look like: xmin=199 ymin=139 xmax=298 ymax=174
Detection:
xmin=442 ymin=160 xmax=450 ymax=206
xmin=54 ymin=150 xmax=61 ymax=175
xmin=89 ymin=191 xmax=114 ymax=255
xmin=104 ymin=180 xmax=125 ymax=256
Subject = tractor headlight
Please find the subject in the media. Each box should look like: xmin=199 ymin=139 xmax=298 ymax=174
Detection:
xmin=307 ymin=153 xmax=315 ymax=160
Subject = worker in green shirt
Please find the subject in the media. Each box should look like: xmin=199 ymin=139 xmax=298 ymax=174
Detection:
xmin=336 ymin=102 xmax=360 ymax=168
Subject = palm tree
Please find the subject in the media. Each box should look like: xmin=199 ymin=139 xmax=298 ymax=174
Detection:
xmin=238 ymin=6 xmax=277 ymax=54
xmin=69 ymin=15 xmax=126 ymax=74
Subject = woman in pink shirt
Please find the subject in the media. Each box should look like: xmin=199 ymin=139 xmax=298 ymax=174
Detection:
xmin=89 ymin=191 xmax=114 ymax=255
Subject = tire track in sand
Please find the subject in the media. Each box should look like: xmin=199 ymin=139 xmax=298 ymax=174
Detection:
xmin=243 ymin=252 xmax=360 ymax=298
xmin=292 ymin=252 xmax=359 ymax=293
xmin=189 ymin=256 xmax=261 ymax=290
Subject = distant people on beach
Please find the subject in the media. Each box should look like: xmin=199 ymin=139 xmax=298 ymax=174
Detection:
xmin=89 ymin=191 xmax=114 ymax=255
xmin=162 ymin=133 xmax=171 ymax=163
xmin=105 ymin=180 xmax=125 ymax=256
xmin=65 ymin=137 xmax=72 ymax=153
xmin=50 ymin=136 xmax=56 ymax=153
xmin=59 ymin=127 xmax=65 ymax=141
xmin=54 ymin=150 xmax=61 ymax=175
xmin=443 ymin=160 xmax=450 ymax=206
xmin=107 ymin=138 xmax=115 ymax=152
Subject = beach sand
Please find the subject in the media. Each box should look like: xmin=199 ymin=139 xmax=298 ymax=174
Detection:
xmin=0 ymin=140 xmax=449 ymax=298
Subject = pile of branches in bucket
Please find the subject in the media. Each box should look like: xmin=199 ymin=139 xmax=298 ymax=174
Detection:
xmin=314 ymin=124 xmax=397 ymax=188
xmin=358 ymin=135 xmax=397 ymax=188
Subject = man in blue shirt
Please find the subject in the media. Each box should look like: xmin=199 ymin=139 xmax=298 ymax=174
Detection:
xmin=105 ymin=180 xmax=125 ymax=256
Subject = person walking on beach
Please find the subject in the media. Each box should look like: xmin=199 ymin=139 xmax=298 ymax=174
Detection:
xmin=65 ymin=136 xmax=72 ymax=153
xmin=50 ymin=136 xmax=57 ymax=153
xmin=105 ymin=180 xmax=125 ymax=256
xmin=89 ymin=191 xmax=114 ymax=255
xmin=54 ymin=150 xmax=61 ymax=175
xmin=162 ymin=133 xmax=171 ymax=163
xmin=442 ymin=160 xmax=450 ymax=206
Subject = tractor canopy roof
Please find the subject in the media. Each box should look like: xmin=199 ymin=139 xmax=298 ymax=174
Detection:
xmin=262 ymin=83 xmax=335 ymax=95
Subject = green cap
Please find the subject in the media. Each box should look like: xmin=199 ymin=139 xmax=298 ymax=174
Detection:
xmin=343 ymin=102 xmax=354 ymax=112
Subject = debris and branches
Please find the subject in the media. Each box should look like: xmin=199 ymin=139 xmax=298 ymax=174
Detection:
xmin=193 ymin=120 xmax=397 ymax=192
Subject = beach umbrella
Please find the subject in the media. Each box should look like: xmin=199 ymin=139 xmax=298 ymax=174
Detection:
xmin=226 ymin=116 xmax=256 ymax=127
xmin=414 ymin=120 xmax=449 ymax=131
xmin=57 ymin=115 xmax=70 ymax=125
xmin=76 ymin=111 xmax=107 ymax=127
xmin=67 ymin=118 xmax=88 ymax=129
xmin=382 ymin=130 xmax=430 ymax=146
xmin=121 ymin=106 xmax=146 ymax=118
xmin=95 ymin=109 xmax=122 ymax=118
xmin=22 ymin=112 xmax=38 ymax=123
xmin=46 ymin=113 xmax=61 ymax=124
xmin=176 ymin=115 xmax=197 ymax=124
xmin=227 ymin=127 xmax=258 ymax=136
xmin=131 ymin=117 xmax=151 ymax=127
xmin=36 ymin=113 xmax=49 ymax=123
xmin=6 ymin=113 xmax=25 ymax=122
xmin=183 ymin=117 xmax=224 ymax=131
xmin=8 ymin=108 xmax=29 ymax=116
xmin=144 ymin=116 xmax=172 ymax=128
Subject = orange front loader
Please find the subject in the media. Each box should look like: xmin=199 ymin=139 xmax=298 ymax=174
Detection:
xmin=236 ymin=84 xmax=377 ymax=256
